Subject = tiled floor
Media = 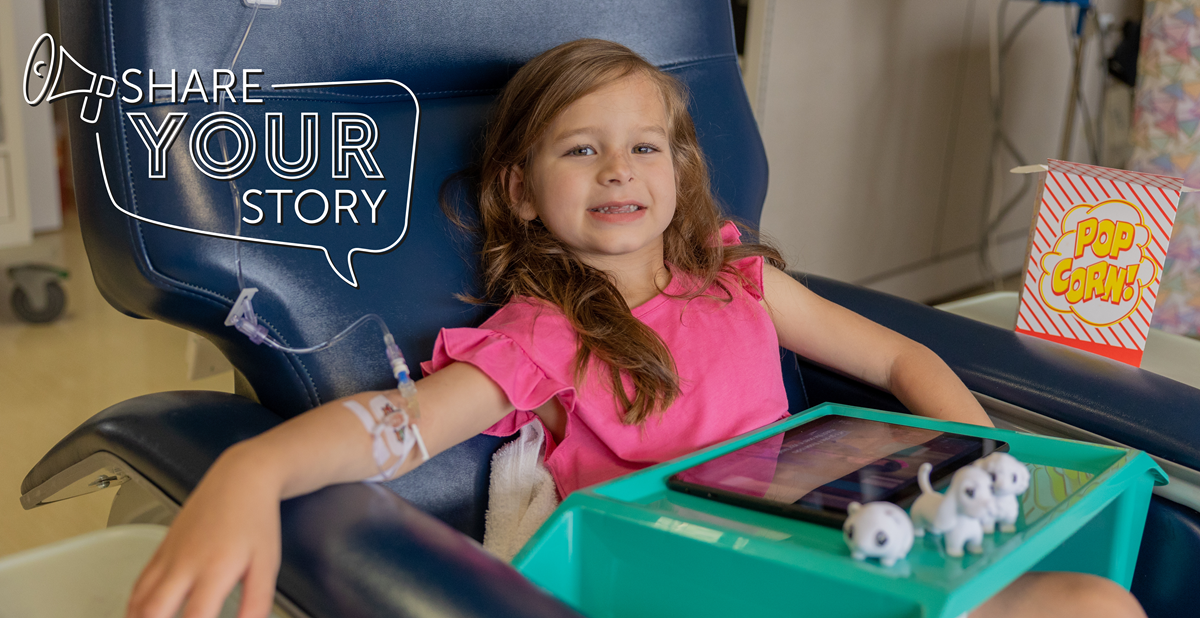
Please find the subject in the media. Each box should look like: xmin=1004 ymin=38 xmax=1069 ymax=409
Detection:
xmin=0 ymin=210 xmax=231 ymax=558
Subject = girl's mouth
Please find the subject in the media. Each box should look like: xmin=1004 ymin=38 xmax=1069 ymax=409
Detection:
xmin=587 ymin=202 xmax=647 ymax=224
xmin=589 ymin=203 xmax=644 ymax=214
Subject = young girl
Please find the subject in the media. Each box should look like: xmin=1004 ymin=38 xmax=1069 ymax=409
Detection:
xmin=126 ymin=40 xmax=1146 ymax=618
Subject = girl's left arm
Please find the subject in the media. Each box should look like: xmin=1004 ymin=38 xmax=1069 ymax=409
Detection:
xmin=761 ymin=265 xmax=992 ymax=427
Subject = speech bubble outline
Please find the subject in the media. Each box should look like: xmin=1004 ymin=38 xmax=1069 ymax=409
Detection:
xmin=1036 ymin=199 xmax=1157 ymax=328
xmin=96 ymin=78 xmax=420 ymax=288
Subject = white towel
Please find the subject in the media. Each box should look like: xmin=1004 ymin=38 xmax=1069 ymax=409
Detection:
xmin=482 ymin=421 xmax=560 ymax=562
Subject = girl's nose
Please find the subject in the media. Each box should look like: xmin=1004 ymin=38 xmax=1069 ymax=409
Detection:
xmin=599 ymin=152 xmax=634 ymax=185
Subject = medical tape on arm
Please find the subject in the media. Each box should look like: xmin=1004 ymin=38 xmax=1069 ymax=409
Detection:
xmin=342 ymin=394 xmax=429 ymax=482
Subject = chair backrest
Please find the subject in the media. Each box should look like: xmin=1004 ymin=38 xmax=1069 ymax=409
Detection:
xmin=59 ymin=0 xmax=767 ymax=416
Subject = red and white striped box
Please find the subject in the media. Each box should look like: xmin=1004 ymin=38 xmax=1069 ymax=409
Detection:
xmin=1016 ymin=160 xmax=1182 ymax=366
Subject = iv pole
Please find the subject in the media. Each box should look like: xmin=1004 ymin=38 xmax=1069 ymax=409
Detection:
xmin=980 ymin=0 xmax=1098 ymax=287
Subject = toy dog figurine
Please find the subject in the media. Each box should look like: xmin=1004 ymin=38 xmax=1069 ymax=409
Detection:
xmin=909 ymin=463 xmax=995 ymax=557
xmin=972 ymin=452 xmax=1030 ymax=534
xmin=843 ymin=501 xmax=914 ymax=567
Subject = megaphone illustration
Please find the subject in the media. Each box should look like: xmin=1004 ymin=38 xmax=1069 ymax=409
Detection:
xmin=23 ymin=33 xmax=117 ymax=124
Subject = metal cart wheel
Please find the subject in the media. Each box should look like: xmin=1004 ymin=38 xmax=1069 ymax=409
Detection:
xmin=7 ymin=264 xmax=70 ymax=324
xmin=12 ymin=279 xmax=67 ymax=323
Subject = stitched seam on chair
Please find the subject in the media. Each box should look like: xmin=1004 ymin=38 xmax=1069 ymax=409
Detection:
xmin=118 ymin=52 xmax=733 ymax=107
xmin=250 ymin=316 xmax=323 ymax=408
xmin=253 ymin=86 xmax=502 ymax=100
xmin=126 ymin=87 xmax=503 ymax=109
xmin=658 ymin=52 xmax=739 ymax=71
xmin=106 ymin=4 xmax=219 ymax=299
xmin=106 ymin=1 xmax=318 ymax=408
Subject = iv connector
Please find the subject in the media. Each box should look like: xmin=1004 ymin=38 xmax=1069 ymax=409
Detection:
xmin=225 ymin=287 xmax=269 ymax=344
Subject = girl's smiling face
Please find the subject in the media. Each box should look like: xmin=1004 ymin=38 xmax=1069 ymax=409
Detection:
xmin=510 ymin=73 xmax=677 ymax=271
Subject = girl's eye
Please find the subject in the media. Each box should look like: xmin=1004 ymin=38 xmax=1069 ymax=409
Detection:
xmin=633 ymin=144 xmax=659 ymax=154
xmin=568 ymin=145 xmax=596 ymax=156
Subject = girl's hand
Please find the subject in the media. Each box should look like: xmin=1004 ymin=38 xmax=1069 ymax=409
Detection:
xmin=126 ymin=445 xmax=283 ymax=618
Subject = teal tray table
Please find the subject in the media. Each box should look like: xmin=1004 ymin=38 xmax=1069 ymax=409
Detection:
xmin=514 ymin=403 xmax=1167 ymax=618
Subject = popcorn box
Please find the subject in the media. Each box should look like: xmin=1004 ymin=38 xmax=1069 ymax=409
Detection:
xmin=1015 ymin=160 xmax=1183 ymax=366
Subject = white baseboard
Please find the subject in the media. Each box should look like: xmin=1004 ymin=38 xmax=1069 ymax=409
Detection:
xmin=860 ymin=234 xmax=1030 ymax=303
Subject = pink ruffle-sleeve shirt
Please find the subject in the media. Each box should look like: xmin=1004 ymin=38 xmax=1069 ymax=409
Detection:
xmin=420 ymin=223 xmax=790 ymax=499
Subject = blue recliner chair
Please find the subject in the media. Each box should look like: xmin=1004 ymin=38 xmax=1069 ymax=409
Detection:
xmin=20 ymin=1 xmax=1200 ymax=616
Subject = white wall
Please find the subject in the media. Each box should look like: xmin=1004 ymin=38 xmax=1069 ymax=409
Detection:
xmin=745 ymin=0 xmax=1142 ymax=302
xmin=12 ymin=0 xmax=61 ymax=233
xmin=0 ymin=0 xmax=34 ymax=249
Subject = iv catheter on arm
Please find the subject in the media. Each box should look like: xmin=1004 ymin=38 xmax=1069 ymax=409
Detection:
xmin=224 ymin=288 xmax=430 ymax=481
xmin=218 ymin=1 xmax=429 ymax=481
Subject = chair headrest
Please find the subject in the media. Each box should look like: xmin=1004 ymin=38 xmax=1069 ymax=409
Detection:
xmin=60 ymin=0 xmax=767 ymax=415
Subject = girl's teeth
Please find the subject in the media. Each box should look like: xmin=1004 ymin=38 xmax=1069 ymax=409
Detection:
xmin=596 ymin=205 xmax=639 ymax=213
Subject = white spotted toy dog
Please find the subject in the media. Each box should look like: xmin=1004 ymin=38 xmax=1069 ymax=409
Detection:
xmin=909 ymin=463 xmax=995 ymax=557
xmin=843 ymin=501 xmax=915 ymax=567
xmin=972 ymin=452 xmax=1030 ymax=534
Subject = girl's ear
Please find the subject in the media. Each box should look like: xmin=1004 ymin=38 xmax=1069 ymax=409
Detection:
xmin=507 ymin=165 xmax=537 ymax=221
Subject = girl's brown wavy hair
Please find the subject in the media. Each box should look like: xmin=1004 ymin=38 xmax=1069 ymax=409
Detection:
xmin=445 ymin=39 xmax=784 ymax=425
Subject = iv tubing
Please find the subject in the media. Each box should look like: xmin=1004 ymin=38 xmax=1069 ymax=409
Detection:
xmin=216 ymin=4 xmax=401 ymax=372
xmin=221 ymin=3 xmax=257 ymax=291
xmin=216 ymin=3 xmax=427 ymax=476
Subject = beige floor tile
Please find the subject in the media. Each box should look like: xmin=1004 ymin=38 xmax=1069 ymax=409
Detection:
xmin=0 ymin=210 xmax=231 ymax=558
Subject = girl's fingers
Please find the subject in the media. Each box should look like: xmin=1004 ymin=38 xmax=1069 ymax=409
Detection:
xmin=237 ymin=554 xmax=281 ymax=618
xmin=126 ymin=452 xmax=285 ymax=618
xmin=128 ymin=565 xmax=196 ymax=618
xmin=127 ymin=555 xmax=167 ymax=612
xmin=181 ymin=558 xmax=249 ymax=618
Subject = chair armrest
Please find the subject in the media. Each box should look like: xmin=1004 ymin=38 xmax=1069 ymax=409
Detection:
xmin=795 ymin=273 xmax=1200 ymax=472
xmin=281 ymin=483 xmax=584 ymax=618
xmin=20 ymin=391 xmax=583 ymax=617
xmin=21 ymin=391 xmax=282 ymax=506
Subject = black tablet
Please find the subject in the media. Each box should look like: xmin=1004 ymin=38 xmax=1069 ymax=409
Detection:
xmin=667 ymin=414 xmax=1006 ymax=527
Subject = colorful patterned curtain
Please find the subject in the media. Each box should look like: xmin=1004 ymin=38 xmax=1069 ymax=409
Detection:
xmin=1130 ymin=0 xmax=1200 ymax=336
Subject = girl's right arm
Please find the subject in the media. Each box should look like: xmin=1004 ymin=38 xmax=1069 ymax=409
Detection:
xmin=125 ymin=361 xmax=515 ymax=618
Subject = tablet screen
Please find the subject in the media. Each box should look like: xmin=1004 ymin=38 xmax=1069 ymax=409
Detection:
xmin=668 ymin=415 xmax=1002 ymax=524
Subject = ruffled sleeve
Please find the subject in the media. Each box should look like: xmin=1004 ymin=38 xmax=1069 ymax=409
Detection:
xmin=420 ymin=326 xmax=573 ymax=437
xmin=718 ymin=220 xmax=766 ymax=301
